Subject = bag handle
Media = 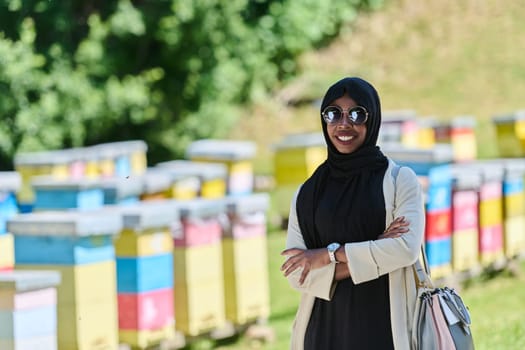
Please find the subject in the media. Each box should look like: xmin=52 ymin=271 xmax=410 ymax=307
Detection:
xmin=391 ymin=164 xmax=433 ymax=288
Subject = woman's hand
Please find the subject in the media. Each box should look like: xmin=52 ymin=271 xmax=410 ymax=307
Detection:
xmin=280 ymin=248 xmax=329 ymax=285
xmin=378 ymin=216 xmax=409 ymax=239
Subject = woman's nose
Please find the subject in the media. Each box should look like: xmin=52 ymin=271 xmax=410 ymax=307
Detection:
xmin=338 ymin=112 xmax=352 ymax=126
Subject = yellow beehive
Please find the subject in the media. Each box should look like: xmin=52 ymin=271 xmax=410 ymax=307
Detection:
xmin=130 ymin=150 xmax=148 ymax=176
xmin=157 ymin=160 xmax=227 ymax=199
xmin=174 ymin=244 xmax=222 ymax=284
xmin=504 ymin=215 xmax=525 ymax=258
xmin=186 ymin=139 xmax=257 ymax=195
xmin=0 ymin=233 xmax=14 ymax=270
xmin=58 ymin=300 xmax=118 ymax=350
xmin=200 ymin=178 xmax=227 ymax=199
xmin=17 ymin=261 xmax=119 ymax=350
xmin=503 ymin=191 xmax=525 ymax=218
xmin=168 ymin=177 xmax=200 ymax=200
xmin=493 ymin=112 xmax=525 ymax=157
xmin=173 ymin=244 xmax=225 ymax=336
xmin=451 ymin=228 xmax=479 ymax=272
xmin=174 ymin=280 xmax=225 ymax=337
xmin=14 ymin=150 xmax=70 ymax=204
xmin=222 ymin=236 xmax=270 ymax=324
xmin=273 ymin=133 xmax=326 ymax=185
xmin=94 ymin=141 xmax=148 ymax=178
xmin=114 ymin=229 xmax=172 ymax=257
xmin=381 ymin=110 xmax=418 ymax=146
xmin=450 ymin=116 xmax=478 ymax=162
xmin=224 ymin=272 xmax=270 ymax=325
xmin=416 ymin=118 xmax=436 ymax=149
xmin=222 ymin=235 xmax=268 ymax=277
xmin=479 ymin=248 xmax=505 ymax=266
xmin=118 ymin=323 xmax=175 ymax=350
xmin=274 ymin=147 xmax=326 ymax=185
xmin=479 ymin=198 xmax=503 ymax=227
xmin=429 ymin=263 xmax=453 ymax=280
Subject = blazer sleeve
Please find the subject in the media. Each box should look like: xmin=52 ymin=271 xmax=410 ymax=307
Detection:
xmin=345 ymin=166 xmax=426 ymax=284
xmin=284 ymin=187 xmax=337 ymax=301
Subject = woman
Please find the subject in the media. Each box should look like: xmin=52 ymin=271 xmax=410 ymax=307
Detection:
xmin=281 ymin=77 xmax=425 ymax=349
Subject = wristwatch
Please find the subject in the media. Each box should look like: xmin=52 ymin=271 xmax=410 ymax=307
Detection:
xmin=327 ymin=242 xmax=341 ymax=263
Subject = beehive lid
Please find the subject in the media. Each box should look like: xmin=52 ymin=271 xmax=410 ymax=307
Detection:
xmin=170 ymin=198 xmax=226 ymax=219
xmin=0 ymin=171 xmax=21 ymax=192
xmin=156 ymin=160 xmax=227 ymax=180
xmin=0 ymin=270 xmax=61 ymax=291
xmin=14 ymin=149 xmax=73 ymax=166
xmin=492 ymin=111 xmax=525 ymax=124
xmin=141 ymin=168 xmax=173 ymax=194
xmin=451 ymin=115 xmax=477 ymax=128
xmin=7 ymin=210 xmax=122 ymax=236
xmin=31 ymin=176 xmax=103 ymax=190
xmin=101 ymin=176 xmax=144 ymax=198
xmin=450 ymin=164 xmax=483 ymax=189
xmin=225 ymin=192 xmax=270 ymax=214
xmin=458 ymin=161 xmax=505 ymax=182
xmin=186 ymin=139 xmax=257 ymax=160
xmin=383 ymin=144 xmax=454 ymax=163
xmin=120 ymin=200 xmax=180 ymax=230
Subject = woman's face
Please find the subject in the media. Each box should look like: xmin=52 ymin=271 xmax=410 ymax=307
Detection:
xmin=325 ymin=94 xmax=367 ymax=154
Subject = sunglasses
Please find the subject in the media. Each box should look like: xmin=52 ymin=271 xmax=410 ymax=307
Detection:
xmin=321 ymin=105 xmax=369 ymax=125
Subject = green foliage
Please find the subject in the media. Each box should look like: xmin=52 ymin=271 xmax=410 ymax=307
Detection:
xmin=0 ymin=0 xmax=382 ymax=169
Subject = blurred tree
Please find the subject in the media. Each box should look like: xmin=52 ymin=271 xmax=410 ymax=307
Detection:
xmin=0 ymin=0 xmax=382 ymax=169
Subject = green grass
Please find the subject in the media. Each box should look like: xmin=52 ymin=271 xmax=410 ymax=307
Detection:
xmin=462 ymin=263 xmax=525 ymax=349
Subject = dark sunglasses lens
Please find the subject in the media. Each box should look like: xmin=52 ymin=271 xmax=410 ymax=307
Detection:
xmin=349 ymin=107 xmax=367 ymax=124
xmin=323 ymin=107 xmax=342 ymax=124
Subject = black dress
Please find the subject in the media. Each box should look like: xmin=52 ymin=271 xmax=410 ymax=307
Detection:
xmin=303 ymin=171 xmax=394 ymax=350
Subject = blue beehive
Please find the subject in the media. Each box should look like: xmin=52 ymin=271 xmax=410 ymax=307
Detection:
xmin=7 ymin=209 xmax=123 ymax=350
xmin=31 ymin=177 xmax=104 ymax=211
xmin=426 ymin=164 xmax=453 ymax=211
xmin=0 ymin=172 xmax=21 ymax=234
xmin=7 ymin=210 xmax=122 ymax=266
xmin=425 ymin=236 xmax=452 ymax=266
xmin=116 ymin=254 xmax=173 ymax=293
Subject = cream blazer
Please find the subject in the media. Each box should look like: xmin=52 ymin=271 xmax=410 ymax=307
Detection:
xmin=285 ymin=159 xmax=425 ymax=350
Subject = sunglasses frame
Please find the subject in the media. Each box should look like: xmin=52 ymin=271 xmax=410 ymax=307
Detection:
xmin=321 ymin=105 xmax=369 ymax=125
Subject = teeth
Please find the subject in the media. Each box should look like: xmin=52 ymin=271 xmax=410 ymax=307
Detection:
xmin=337 ymin=135 xmax=354 ymax=141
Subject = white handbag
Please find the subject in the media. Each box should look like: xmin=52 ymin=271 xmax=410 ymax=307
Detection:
xmin=411 ymin=249 xmax=474 ymax=350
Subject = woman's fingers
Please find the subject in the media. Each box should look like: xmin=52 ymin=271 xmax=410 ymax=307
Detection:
xmin=281 ymin=248 xmax=302 ymax=257
xmin=299 ymin=266 xmax=310 ymax=285
xmin=281 ymin=248 xmax=326 ymax=284
xmin=387 ymin=217 xmax=409 ymax=231
xmin=379 ymin=217 xmax=410 ymax=239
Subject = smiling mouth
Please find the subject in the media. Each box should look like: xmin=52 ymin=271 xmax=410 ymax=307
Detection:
xmin=336 ymin=135 xmax=355 ymax=142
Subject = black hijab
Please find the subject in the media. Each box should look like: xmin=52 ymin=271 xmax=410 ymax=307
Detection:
xmin=296 ymin=77 xmax=389 ymax=249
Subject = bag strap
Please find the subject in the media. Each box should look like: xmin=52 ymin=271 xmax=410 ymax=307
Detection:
xmin=391 ymin=163 xmax=433 ymax=288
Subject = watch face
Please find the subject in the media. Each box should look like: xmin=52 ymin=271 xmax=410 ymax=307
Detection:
xmin=328 ymin=243 xmax=340 ymax=252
